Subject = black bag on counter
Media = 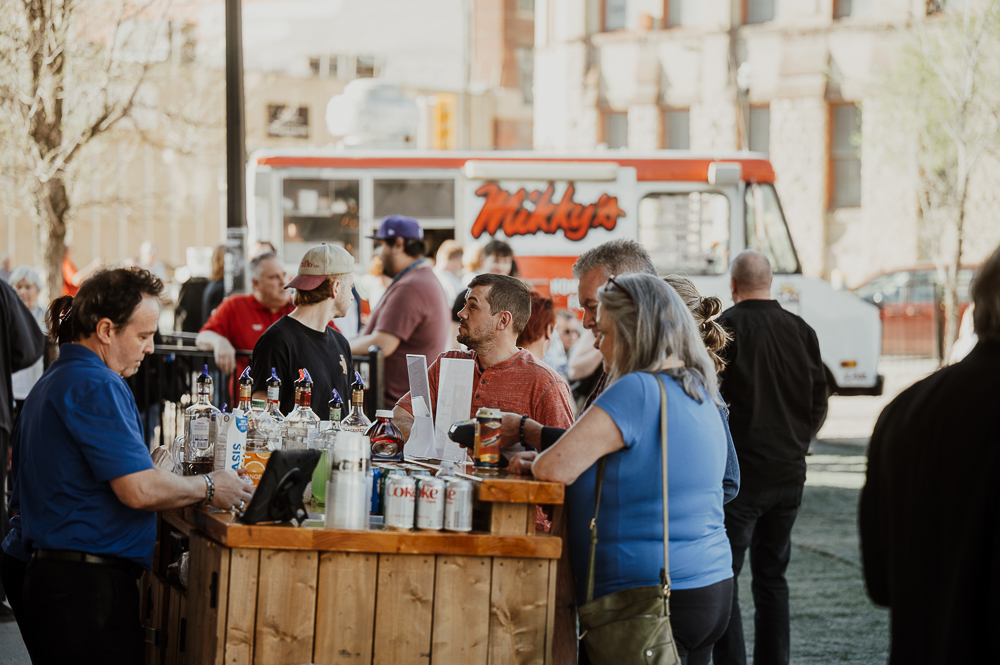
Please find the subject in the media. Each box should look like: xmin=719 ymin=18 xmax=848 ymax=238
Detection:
xmin=238 ymin=450 xmax=321 ymax=526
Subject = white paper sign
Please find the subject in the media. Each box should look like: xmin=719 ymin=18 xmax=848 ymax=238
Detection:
xmin=434 ymin=357 xmax=475 ymax=461
xmin=405 ymin=355 xmax=437 ymax=458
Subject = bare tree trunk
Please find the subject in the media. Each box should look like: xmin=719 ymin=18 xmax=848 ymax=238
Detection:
xmin=944 ymin=187 xmax=967 ymax=363
xmin=41 ymin=177 xmax=70 ymax=300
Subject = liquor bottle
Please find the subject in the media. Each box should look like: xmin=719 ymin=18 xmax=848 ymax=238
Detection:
xmin=312 ymin=389 xmax=346 ymax=504
xmin=284 ymin=369 xmax=321 ymax=450
xmin=183 ymin=365 xmax=221 ymax=476
xmin=341 ymin=371 xmax=372 ymax=433
xmin=366 ymin=410 xmax=404 ymax=462
xmin=242 ymin=367 xmax=271 ymax=487
xmin=261 ymin=367 xmax=285 ymax=451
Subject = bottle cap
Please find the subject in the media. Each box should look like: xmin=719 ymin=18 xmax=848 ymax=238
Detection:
xmin=375 ymin=409 xmax=394 ymax=419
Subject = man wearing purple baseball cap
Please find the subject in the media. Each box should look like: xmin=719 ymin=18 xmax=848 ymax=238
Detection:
xmin=352 ymin=216 xmax=450 ymax=408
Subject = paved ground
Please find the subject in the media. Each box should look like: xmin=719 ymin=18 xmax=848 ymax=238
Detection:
xmin=0 ymin=357 xmax=938 ymax=664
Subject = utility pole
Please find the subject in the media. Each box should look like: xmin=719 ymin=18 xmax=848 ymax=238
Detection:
xmin=225 ymin=0 xmax=247 ymax=292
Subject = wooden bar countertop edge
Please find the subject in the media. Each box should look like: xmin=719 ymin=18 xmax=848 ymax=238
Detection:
xmin=163 ymin=508 xmax=562 ymax=560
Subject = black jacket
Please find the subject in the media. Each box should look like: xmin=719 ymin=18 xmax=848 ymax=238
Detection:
xmin=718 ymin=299 xmax=827 ymax=489
xmin=860 ymin=339 xmax=1000 ymax=664
xmin=0 ymin=280 xmax=46 ymax=436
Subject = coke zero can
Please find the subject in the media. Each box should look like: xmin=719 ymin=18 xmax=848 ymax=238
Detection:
xmin=415 ymin=476 xmax=445 ymax=531
xmin=443 ymin=477 xmax=473 ymax=532
xmin=384 ymin=471 xmax=416 ymax=530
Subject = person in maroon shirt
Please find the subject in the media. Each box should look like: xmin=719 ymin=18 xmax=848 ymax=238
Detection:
xmin=195 ymin=252 xmax=293 ymax=385
xmin=351 ymin=216 xmax=450 ymax=409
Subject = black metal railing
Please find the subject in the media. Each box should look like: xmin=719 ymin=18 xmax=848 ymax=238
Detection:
xmin=125 ymin=339 xmax=384 ymax=450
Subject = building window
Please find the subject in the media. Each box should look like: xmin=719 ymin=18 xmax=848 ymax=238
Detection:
xmin=830 ymin=103 xmax=862 ymax=208
xmin=744 ymin=0 xmax=775 ymax=24
xmin=604 ymin=0 xmax=627 ymax=31
xmin=517 ymin=0 xmax=535 ymax=13
xmin=267 ymin=104 xmax=309 ymax=139
xmin=604 ymin=112 xmax=628 ymax=149
xmin=663 ymin=109 xmax=690 ymax=150
xmin=749 ymin=106 xmax=770 ymax=154
xmin=309 ymin=57 xmax=321 ymax=77
xmin=356 ymin=56 xmax=377 ymax=78
xmin=518 ymin=48 xmax=534 ymax=105
xmin=666 ymin=0 xmax=698 ymax=27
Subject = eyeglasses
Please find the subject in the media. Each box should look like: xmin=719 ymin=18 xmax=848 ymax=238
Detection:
xmin=605 ymin=274 xmax=635 ymax=303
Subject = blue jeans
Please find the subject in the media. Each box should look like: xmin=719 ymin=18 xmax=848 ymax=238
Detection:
xmin=713 ymin=484 xmax=803 ymax=665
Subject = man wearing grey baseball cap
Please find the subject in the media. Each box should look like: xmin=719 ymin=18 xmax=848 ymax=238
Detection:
xmin=250 ymin=243 xmax=355 ymax=419
xmin=351 ymin=215 xmax=450 ymax=408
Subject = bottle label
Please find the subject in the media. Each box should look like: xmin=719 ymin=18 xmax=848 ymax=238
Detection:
xmin=330 ymin=407 xmax=341 ymax=422
xmin=243 ymin=451 xmax=271 ymax=487
xmin=267 ymin=386 xmax=280 ymax=402
xmin=191 ymin=419 xmax=210 ymax=449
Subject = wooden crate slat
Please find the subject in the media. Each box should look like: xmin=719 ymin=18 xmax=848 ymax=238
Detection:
xmin=488 ymin=558 xmax=551 ymax=665
xmin=430 ymin=555 xmax=491 ymax=665
xmin=313 ymin=551 xmax=379 ymax=665
xmin=253 ymin=549 xmax=319 ymax=665
xmin=372 ymin=554 xmax=435 ymax=665
xmin=186 ymin=532 xmax=229 ymax=665
xmin=225 ymin=548 xmax=261 ymax=665
xmin=489 ymin=503 xmax=533 ymax=536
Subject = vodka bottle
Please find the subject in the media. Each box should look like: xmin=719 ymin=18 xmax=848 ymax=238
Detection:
xmin=284 ymin=369 xmax=321 ymax=450
xmin=183 ymin=365 xmax=221 ymax=476
xmin=261 ymin=367 xmax=285 ymax=451
xmin=341 ymin=371 xmax=372 ymax=433
xmin=242 ymin=367 xmax=271 ymax=487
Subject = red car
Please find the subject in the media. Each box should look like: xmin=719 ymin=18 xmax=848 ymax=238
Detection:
xmin=853 ymin=266 xmax=975 ymax=356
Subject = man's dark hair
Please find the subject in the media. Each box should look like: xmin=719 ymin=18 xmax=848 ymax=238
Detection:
xmin=398 ymin=237 xmax=427 ymax=258
xmin=572 ymin=239 xmax=656 ymax=278
xmin=972 ymin=243 xmax=1000 ymax=341
xmin=483 ymin=239 xmax=513 ymax=259
xmin=50 ymin=267 xmax=164 ymax=344
xmin=467 ymin=273 xmax=532 ymax=336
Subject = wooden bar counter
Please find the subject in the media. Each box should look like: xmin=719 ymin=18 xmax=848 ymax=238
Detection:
xmin=143 ymin=463 xmax=565 ymax=665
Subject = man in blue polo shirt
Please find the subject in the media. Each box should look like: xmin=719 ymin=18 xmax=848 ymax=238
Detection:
xmin=3 ymin=267 xmax=252 ymax=664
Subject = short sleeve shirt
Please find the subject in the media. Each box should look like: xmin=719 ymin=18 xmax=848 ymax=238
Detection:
xmin=201 ymin=293 xmax=294 ymax=393
xmin=567 ymin=372 xmax=733 ymax=599
xmin=397 ymin=349 xmax=575 ymax=431
xmin=17 ymin=344 xmax=156 ymax=568
xmin=363 ymin=265 xmax=450 ymax=408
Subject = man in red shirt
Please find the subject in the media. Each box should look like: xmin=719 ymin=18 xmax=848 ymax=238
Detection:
xmin=393 ymin=273 xmax=574 ymax=443
xmin=351 ymin=216 xmax=450 ymax=408
xmin=195 ymin=252 xmax=293 ymax=385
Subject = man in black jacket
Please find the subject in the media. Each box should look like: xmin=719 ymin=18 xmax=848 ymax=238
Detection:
xmin=859 ymin=244 xmax=1000 ymax=664
xmin=713 ymin=250 xmax=828 ymax=665
xmin=0 ymin=278 xmax=45 ymax=620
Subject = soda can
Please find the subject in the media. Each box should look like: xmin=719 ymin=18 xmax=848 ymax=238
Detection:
xmin=474 ymin=407 xmax=502 ymax=468
xmin=415 ymin=476 xmax=445 ymax=531
xmin=370 ymin=467 xmax=385 ymax=515
xmin=384 ymin=472 xmax=416 ymax=530
xmin=443 ymin=477 xmax=473 ymax=532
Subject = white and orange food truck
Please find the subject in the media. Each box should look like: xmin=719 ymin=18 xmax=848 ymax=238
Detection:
xmin=247 ymin=149 xmax=883 ymax=396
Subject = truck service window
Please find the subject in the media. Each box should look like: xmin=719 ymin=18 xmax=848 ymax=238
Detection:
xmin=282 ymin=179 xmax=360 ymax=265
xmin=745 ymin=184 xmax=800 ymax=274
xmin=374 ymin=179 xmax=455 ymax=220
xmin=638 ymin=192 xmax=730 ymax=275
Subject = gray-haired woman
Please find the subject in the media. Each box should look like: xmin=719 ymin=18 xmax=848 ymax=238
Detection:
xmin=528 ymin=273 xmax=734 ymax=665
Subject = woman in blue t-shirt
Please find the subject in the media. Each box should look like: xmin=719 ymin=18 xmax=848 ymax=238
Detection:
xmin=530 ymin=273 xmax=733 ymax=665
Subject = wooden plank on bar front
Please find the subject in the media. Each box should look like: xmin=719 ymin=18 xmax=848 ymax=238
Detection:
xmin=254 ymin=549 xmax=318 ymax=665
xmin=225 ymin=548 xmax=261 ymax=665
xmin=543 ymin=560 xmax=557 ymax=665
xmin=431 ymin=555 xmax=491 ymax=665
xmin=489 ymin=503 xmax=532 ymax=536
xmin=372 ymin=554 xmax=435 ymax=665
xmin=165 ymin=586 xmax=183 ymax=665
xmin=186 ymin=532 xmax=229 ymax=665
xmin=313 ymin=552 xmax=378 ymax=665
xmin=488 ymin=558 xmax=551 ymax=665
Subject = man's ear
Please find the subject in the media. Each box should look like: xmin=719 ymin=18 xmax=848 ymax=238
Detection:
xmin=95 ymin=318 xmax=115 ymax=344
xmin=496 ymin=311 xmax=513 ymax=331
xmin=730 ymin=277 xmax=738 ymax=296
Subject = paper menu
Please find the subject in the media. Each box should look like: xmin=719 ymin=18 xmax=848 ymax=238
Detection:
xmin=434 ymin=357 xmax=474 ymax=461
xmin=405 ymin=355 xmax=437 ymax=458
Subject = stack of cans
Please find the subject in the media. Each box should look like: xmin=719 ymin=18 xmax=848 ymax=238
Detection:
xmin=380 ymin=465 xmax=472 ymax=532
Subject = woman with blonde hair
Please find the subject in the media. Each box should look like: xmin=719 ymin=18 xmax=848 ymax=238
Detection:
xmin=524 ymin=274 xmax=734 ymax=664
xmin=664 ymin=275 xmax=731 ymax=373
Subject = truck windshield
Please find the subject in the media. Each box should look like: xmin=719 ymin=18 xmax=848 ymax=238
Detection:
xmin=638 ymin=191 xmax=730 ymax=275
xmin=745 ymin=184 xmax=800 ymax=274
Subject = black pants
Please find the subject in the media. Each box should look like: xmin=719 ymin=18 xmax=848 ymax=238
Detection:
xmin=22 ymin=556 xmax=144 ymax=665
xmin=713 ymin=484 xmax=803 ymax=665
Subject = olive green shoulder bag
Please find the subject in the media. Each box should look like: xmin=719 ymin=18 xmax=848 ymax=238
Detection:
xmin=577 ymin=374 xmax=680 ymax=665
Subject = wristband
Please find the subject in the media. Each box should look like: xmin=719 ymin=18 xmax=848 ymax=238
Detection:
xmin=519 ymin=414 xmax=529 ymax=446
xmin=198 ymin=474 xmax=215 ymax=507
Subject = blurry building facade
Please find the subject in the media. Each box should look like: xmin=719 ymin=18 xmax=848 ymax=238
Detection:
xmin=533 ymin=0 xmax=1000 ymax=286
